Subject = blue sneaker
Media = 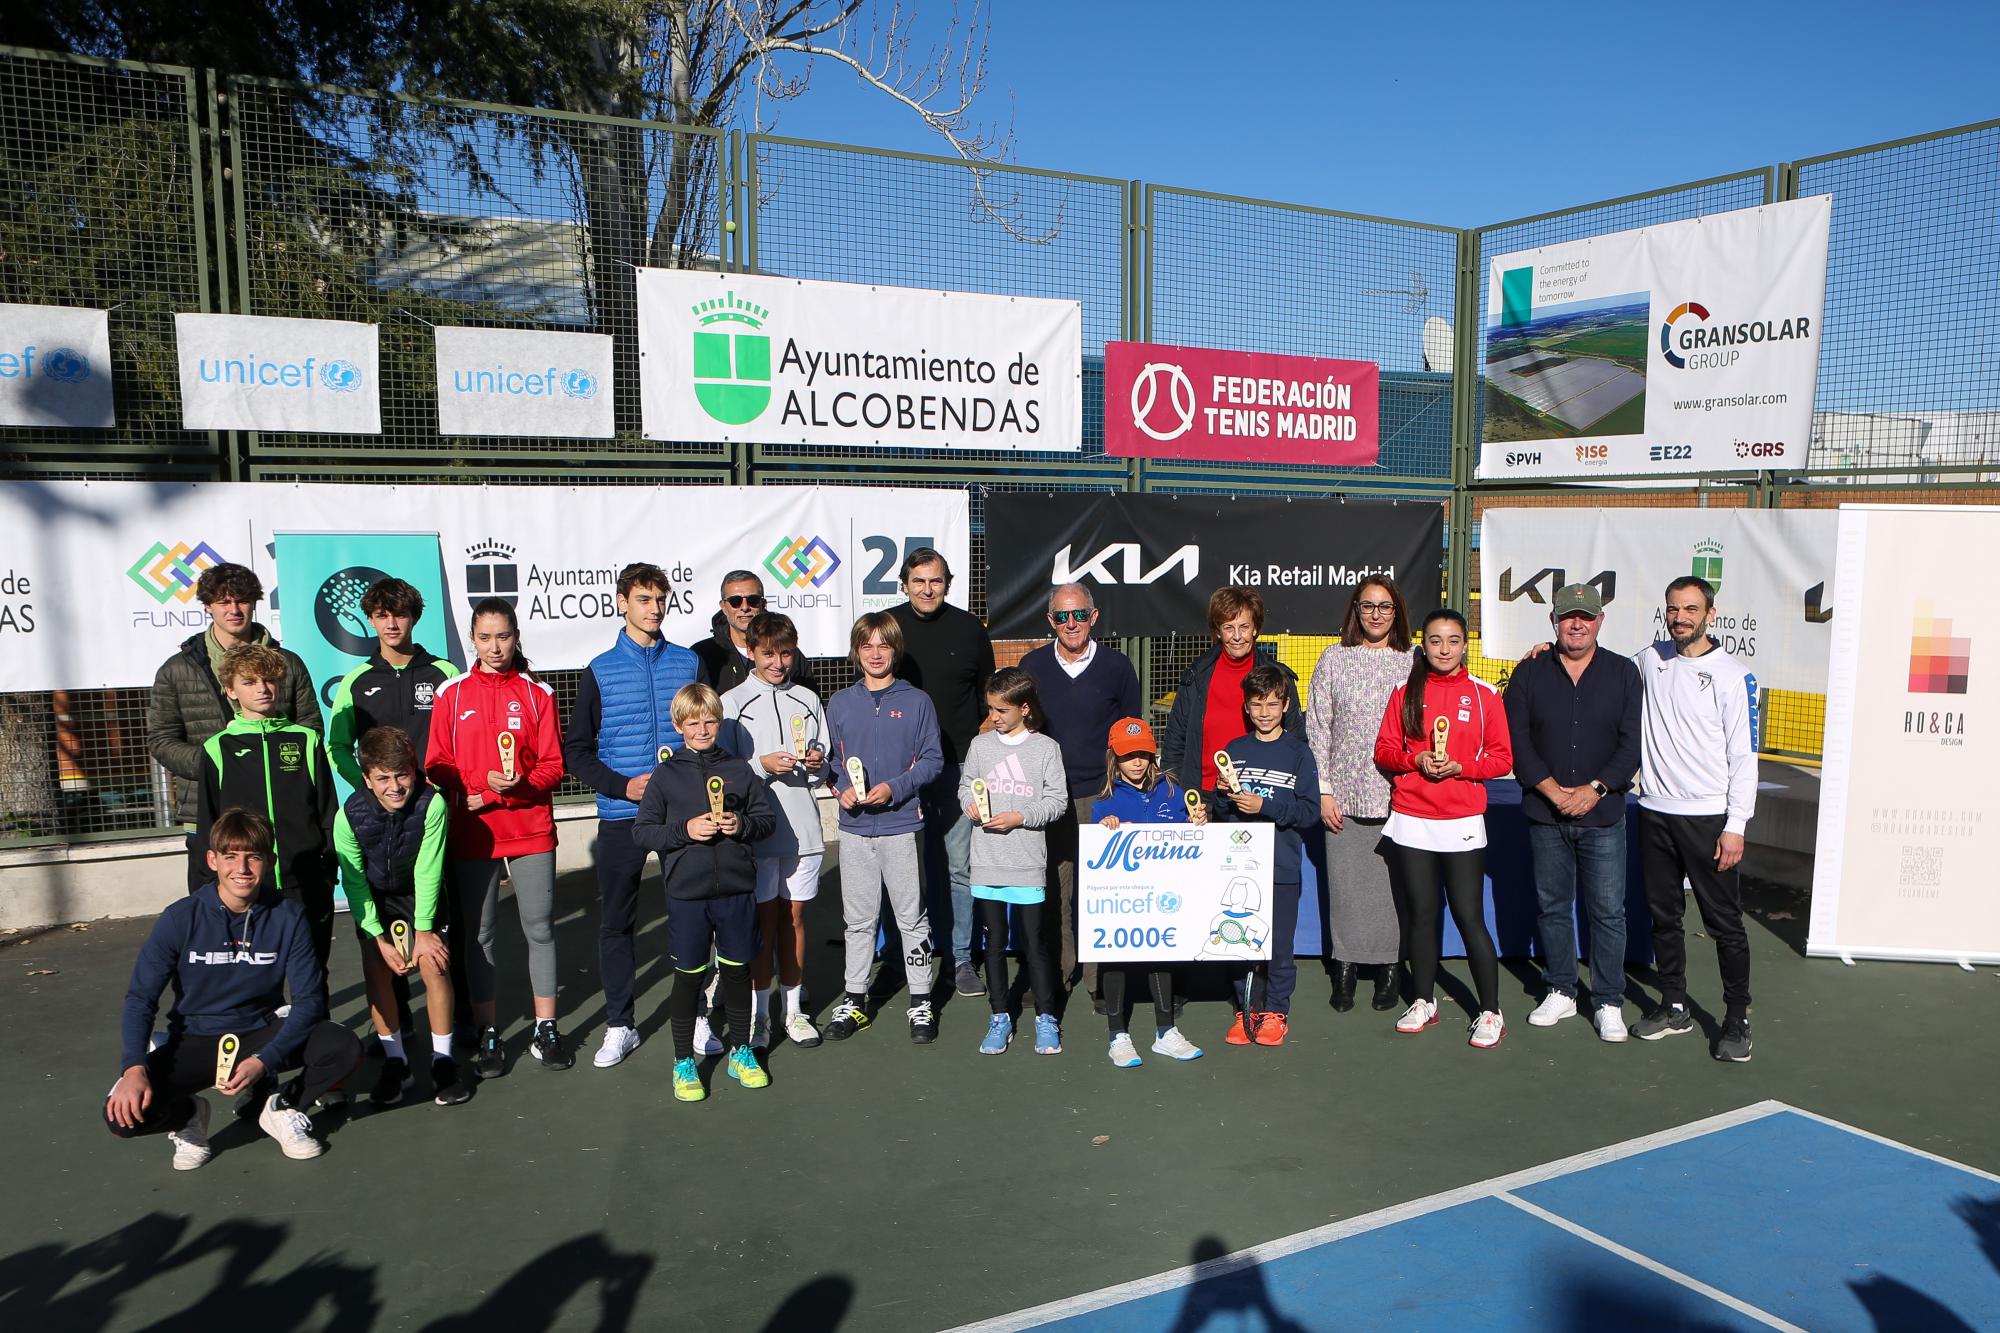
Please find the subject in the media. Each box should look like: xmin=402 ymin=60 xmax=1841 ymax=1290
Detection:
xmin=1034 ymin=1014 xmax=1062 ymax=1055
xmin=979 ymin=1015 xmax=1013 ymax=1055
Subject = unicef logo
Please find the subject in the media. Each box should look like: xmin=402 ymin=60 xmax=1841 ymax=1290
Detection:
xmin=42 ymin=348 xmax=92 ymax=384
xmin=559 ymin=369 xmax=599 ymax=400
xmin=1130 ymin=361 xmax=1196 ymax=442
xmin=1157 ymin=891 xmax=1182 ymax=914
xmin=320 ymin=359 xmax=363 ymax=393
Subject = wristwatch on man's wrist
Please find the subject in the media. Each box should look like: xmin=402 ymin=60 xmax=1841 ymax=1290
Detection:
xmin=1588 ymin=780 xmax=1610 ymax=798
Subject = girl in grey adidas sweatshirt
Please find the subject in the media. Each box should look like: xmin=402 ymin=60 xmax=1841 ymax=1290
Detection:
xmin=957 ymin=667 xmax=1071 ymax=1054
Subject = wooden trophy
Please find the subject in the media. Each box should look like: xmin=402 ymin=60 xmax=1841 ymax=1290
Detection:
xmin=214 ymin=1033 xmax=241 ymax=1089
xmin=390 ymin=918 xmax=412 ymax=965
xmin=496 ymin=730 xmax=518 ymax=782
xmin=1184 ymin=788 xmax=1203 ymax=820
xmin=1214 ymin=750 xmax=1240 ymax=793
xmin=706 ymin=775 xmax=726 ymax=817
xmin=1431 ymin=716 xmax=1450 ymax=764
xmin=971 ymin=777 xmax=992 ymax=822
xmin=657 ymin=743 xmax=672 ymax=764
xmin=846 ymin=756 xmax=867 ymax=794
xmin=791 ymin=715 xmax=809 ymax=759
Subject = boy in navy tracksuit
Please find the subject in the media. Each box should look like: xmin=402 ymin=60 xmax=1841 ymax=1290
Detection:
xmin=105 ymin=808 xmax=362 ymax=1170
xmin=1213 ymin=665 xmax=1323 ymax=1047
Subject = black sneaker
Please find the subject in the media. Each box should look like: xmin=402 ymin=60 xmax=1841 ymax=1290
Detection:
xmin=908 ymin=999 xmax=937 ymax=1044
xmin=474 ymin=1025 xmax=505 ymax=1080
xmin=824 ymin=997 xmax=871 ymax=1041
xmin=432 ymin=1057 xmax=472 ymax=1105
xmin=369 ymin=1057 xmax=412 ymax=1107
xmin=954 ymin=962 xmax=986 ymax=998
xmin=1631 ymin=1004 xmax=1695 ymax=1040
xmin=530 ymin=1020 xmax=574 ymax=1070
xmin=1713 ymin=1015 xmax=1753 ymax=1063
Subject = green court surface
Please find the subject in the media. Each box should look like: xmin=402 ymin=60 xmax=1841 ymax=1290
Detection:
xmin=4 ymin=865 xmax=1995 ymax=1332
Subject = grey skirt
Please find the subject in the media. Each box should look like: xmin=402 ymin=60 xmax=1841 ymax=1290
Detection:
xmin=1323 ymin=816 xmax=1399 ymax=964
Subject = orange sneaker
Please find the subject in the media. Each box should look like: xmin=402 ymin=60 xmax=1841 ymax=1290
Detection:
xmin=1254 ymin=1013 xmax=1289 ymax=1046
xmin=1225 ymin=1011 xmax=1257 ymax=1045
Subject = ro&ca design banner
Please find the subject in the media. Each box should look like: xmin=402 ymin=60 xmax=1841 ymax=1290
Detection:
xmin=1478 ymin=196 xmax=1829 ymax=480
xmin=434 ymin=326 xmax=614 ymax=439
xmin=0 ymin=303 xmax=114 ymax=428
xmin=984 ymin=492 xmax=1441 ymax=639
xmin=175 ymin=313 xmax=382 ymax=434
xmin=636 ymin=268 xmax=1081 ymax=451
xmin=1078 ymin=823 xmax=1276 ymax=962
xmin=1104 ymin=340 xmax=1378 ymax=467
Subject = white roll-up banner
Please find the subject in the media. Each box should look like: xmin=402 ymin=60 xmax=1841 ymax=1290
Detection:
xmin=1477 ymin=507 xmax=1835 ymax=694
xmin=174 ymin=313 xmax=382 ymax=433
xmin=1807 ymin=504 xmax=2000 ymax=965
xmin=433 ymin=326 xmax=614 ymax=438
xmin=1478 ymin=196 xmax=1830 ymax=480
xmin=636 ymin=268 xmax=1082 ymax=451
xmin=0 ymin=481 xmax=969 ymax=690
xmin=0 ymin=304 xmax=115 ymax=428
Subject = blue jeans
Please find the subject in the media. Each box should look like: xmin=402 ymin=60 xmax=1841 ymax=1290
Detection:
xmin=1527 ymin=821 xmax=1628 ymax=1010
xmin=918 ymin=763 xmax=977 ymax=966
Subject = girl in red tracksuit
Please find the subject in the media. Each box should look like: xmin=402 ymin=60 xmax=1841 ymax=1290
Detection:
xmin=1373 ymin=608 xmax=1514 ymax=1050
xmin=427 ymin=597 xmax=570 ymax=1079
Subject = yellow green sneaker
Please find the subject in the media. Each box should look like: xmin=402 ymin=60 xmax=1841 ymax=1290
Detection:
xmin=672 ymin=1056 xmax=706 ymax=1102
xmin=727 ymin=1045 xmax=769 ymax=1089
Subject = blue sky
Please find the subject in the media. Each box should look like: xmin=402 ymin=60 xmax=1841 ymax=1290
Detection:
xmin=771 ymin=2 xmax=2000 ymax=227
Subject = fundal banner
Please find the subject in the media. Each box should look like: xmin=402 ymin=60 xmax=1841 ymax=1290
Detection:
xmin=1478 ymin=196 xmax=1830 ymax=480
xmin=1477 ymin=507 xmax=1836 ymax=694
xmin=434 ymin=326 xmax=614 ymax=438
xmin=0 ymin=303 xmax=115 ymax=428
xmin=1104 ymin=340 xmax=1379 ymax=467
xmin=0 ymin=481 xmax=968 ymax=691
xmin=636 ymin=268 xmax=1081 ymax=451
xmin=175 ymin=313 xmax=382 ymax=434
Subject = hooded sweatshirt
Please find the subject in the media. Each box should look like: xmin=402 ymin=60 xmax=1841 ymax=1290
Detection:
xmin=119 ymin=883 xmax=326 ymax=1074
xmin=1373 ymin=668 xmax=1513 ymax=822
xmin=720 ymin=675 xmax=829 ymax=859
xmin=425 ymin=667 xmax=564 ymax=859
xmin=629 ymin=745 xmax=777 ymax=899
xmin=825 ymin=676 xmax=944 ymax=837
xmin=326 ymin=645 xmax=461 ymax=790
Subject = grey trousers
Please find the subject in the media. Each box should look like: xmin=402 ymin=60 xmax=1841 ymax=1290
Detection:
xmin=456 ymin=852 xmax=559 ymax=1004
xmin=840 ymin=832 xmax=933 ymax=998
xmin=1323 ymin=817 xmax=1400 ymax=965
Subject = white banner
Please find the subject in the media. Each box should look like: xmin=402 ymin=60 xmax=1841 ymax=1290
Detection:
xmin=1078 ymin=823 xmax=1275 ymax=962
xmin=434 ymin=326 xmax=614 ymax=438
xmin=0 ymin=304 xmax=115 ymax=428
xmin=0 ymin=481 xmax=969 ymax=691
xmin=1478 ymin=196 xmax=1830 ymax=480
xmin=637 ymin=269 xmax=1081 ymax=451
xmin=1478 ymin=507 xmax=1835 ymax=694
xmin=175 ymin=314 xmax=381 ymax=434
xmin=1808 ymin=505 xmax=2000 ymax=964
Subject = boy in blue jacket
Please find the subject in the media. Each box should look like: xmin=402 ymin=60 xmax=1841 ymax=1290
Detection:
xmin=824 ymin=613 xmax=944 ymax=1044
xmin=105 ymin=808 xmax=363 ymax=1170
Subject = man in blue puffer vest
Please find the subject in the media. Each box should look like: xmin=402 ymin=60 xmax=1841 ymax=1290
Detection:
xmin=562 ymin=562 xmax=707 ymax=1069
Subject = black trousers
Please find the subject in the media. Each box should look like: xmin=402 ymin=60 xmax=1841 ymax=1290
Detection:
xmin=981 ymin=900 xmax=1058 ymax=1018
xmin=104 ymin=1017 xmax=362 ymax=1137
xmin=1639 ymin=808 xmax=1751 ymax=1013
xmin=1387 ymin=842 xmax=1499 ymax=1013
xmin=1102 ymin=965 xmax=1174 ymax=1037
xmin=595 ymin=819 xmax=657 ymax=1030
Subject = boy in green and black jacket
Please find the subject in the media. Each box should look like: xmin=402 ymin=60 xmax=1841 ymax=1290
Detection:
xmin=325 ymin=577 xmax=461 ymax=791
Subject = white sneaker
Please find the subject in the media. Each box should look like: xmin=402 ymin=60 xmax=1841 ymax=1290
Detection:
xmin=593 ymin=1025 xmax=641 ymax=1068
xmin=692 ymin=1017 xmax=723 ymax=1056
xmin=1108 ymin=1033 xmax=1142 ymax=1068
xmin=1594 ymin=1004 xmax=1629 ymax=1043
xmin=783 ymin=1009 xmax=822 ymax=1048
xmin=1469 ymin=1010 xmax=1507 ymax=1049
xmin=257 ymin=1093 xmax=324 ymax=1160
xmin=1395 ymin=998 xmax=1440 ymax=1034
xmin=1150 ymin=1027 xmax=1204 ymax=1061
xmin=168 ymin=1096 xmax=213 ymax=1171
xmin=1528 ymin=992 xmax=1578 ymax=1027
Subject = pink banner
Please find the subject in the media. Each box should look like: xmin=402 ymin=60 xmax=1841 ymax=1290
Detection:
xmin=1104 ymin=341 xmax=1380 ymax=466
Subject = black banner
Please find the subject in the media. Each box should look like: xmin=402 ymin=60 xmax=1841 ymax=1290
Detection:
xmin=985 ymin=492 xmax=1443 ymax=638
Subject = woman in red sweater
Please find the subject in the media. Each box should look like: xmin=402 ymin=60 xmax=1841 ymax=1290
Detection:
xmin=1373 ymin=608 xmax=1513 ymax=1050
xmin=427 ymin=598 xmax=570 ymax=1078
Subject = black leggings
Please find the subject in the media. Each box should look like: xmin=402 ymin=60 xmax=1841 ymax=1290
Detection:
xmin=669 ymin=961 xmax=751 ymax=1059
xmin=980 ymin=900 xmax=1057 ymax=1017
xmin=104 ymin=1018 xmax=361 ymax=1137
xmin=1102 ymin=965 xmax=1174 ymax=1037
xmin=1388 ymin=841 xmax=1499 ymax=1014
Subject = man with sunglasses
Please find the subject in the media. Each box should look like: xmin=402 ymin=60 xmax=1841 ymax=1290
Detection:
xmin=1022 ymin=584 xmax=1141 ymax=1000
xmin=694 ymin=571 xmax=818 ymax=696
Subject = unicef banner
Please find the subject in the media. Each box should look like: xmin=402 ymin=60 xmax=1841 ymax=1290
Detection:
xmin=1809 ymin=505 xmax=2000 ymax=965
xmin=635 ymin=268 xmax=1081 ymax=451
xmin=0 ymin=481 xmax=968 ymax=691
xmin=0 ymin=304 xmax=115 ymax=428
xmin=174 ymin=313 xmax=381 ymax=434
xmin=434 ymin=326 xmax=614 ymax=438
xmin=1478 ymin=507 xmax=1835 ymax=694
xmin=1477 ymin=196 xmax=1830 ymax=480
xmin=1078 ymin=823 xmax=1276 ymax=962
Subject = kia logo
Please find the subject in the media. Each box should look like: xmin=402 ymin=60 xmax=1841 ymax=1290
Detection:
xmin=1053 ymin=542 xmax=1200 ymax=586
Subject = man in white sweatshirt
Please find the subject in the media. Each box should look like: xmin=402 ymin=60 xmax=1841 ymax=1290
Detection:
xmin=1628 ymin=575 xmax=1758 ymax=1062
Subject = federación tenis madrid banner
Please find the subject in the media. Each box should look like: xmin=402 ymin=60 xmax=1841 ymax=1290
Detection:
xmin=0 ymin=303 xmax=115 ymax=428
xmin=1809 ymin=505 xmax=2000 ymax=965
xmin=636 ymin=269 xmax=1081 ymax=450
xmin=0 ymin=481 xmax=967 ymax=691
xmin=1478 ymin=507 xmax=1836 ymax=694
xmin=175 ymin=313 xmax=381 ymax=433
xmin=433 ymin=326 xmax=614 ymax=438
xmin=1478 ymin=196 xmax=1830 ymax=480
xmin=1103 ymin=341 xmax=1379 ymax=467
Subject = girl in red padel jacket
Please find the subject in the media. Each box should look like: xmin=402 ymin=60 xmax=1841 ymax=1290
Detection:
xmin=426 ymin=597 xmax=571 ymax=1078
xmin=1372 ymin=608 xmax=1513 ymax=1052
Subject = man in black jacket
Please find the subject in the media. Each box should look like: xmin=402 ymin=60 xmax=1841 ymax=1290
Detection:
xmin=692 ymin=570 xmax=821 ymax=696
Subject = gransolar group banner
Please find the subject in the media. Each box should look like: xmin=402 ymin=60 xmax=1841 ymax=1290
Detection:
xmin=1478 ymin=196 xmax=1829 ymax=481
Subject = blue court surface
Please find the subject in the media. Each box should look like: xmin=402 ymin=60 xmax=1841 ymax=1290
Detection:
xmin=947 ymin=1101 xmax=2000 ymax=1333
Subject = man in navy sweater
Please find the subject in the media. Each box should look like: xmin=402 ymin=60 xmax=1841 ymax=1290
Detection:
xmin=1021 ymin=582 xmax=1142 ymax=1001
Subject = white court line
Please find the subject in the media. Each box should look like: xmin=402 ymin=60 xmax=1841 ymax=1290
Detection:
xmin=1494 ymin=1193 xmax=1808 ymax=1332
xmin=940 ymin=1099 xmax=1794 ymax=1333
xmin=1782 ymin=1105 xmax=2000 ymax=1185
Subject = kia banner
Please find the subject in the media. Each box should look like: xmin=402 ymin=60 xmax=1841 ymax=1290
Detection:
xmin=984 ymin=492 xmax=1441 ymax=639
xmin=1104 ymin=341 xmax=1379 ymax=467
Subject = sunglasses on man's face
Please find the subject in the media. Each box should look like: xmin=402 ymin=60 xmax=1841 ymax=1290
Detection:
xmin=1049 ymin=609 xmax=1092 ymax=625
xmin=725 ymin=595 xmax=766 ymax=609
